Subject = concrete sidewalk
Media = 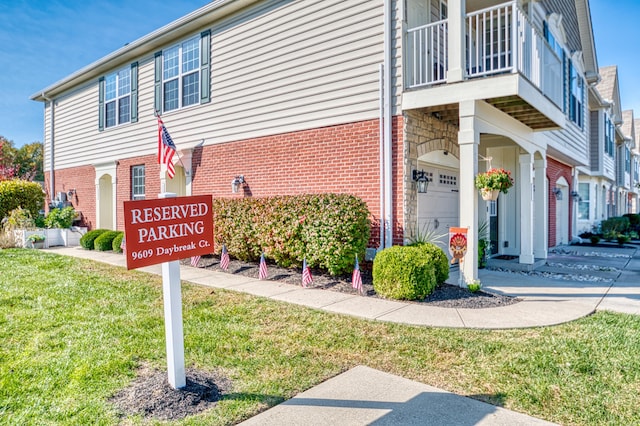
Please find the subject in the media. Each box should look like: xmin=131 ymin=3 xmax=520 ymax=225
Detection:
xmin=44 ymin=245 xmax=640 ymax=329
xmin=238 ymin=366 xmax=556 ymax=425
xmin=42 ymin=245 xmax=639 ymax=425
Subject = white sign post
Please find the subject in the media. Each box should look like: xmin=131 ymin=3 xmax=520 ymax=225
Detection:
xmin=123 ymin=192 xmax=214 ymax=390
xmin=159 ymin=192 xmax=185 ymax=389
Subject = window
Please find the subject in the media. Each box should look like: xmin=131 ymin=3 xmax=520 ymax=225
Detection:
xmin=162 ymin=37 xmax=200 ymax=112
xmin=132 ymin=165 xmax=145 ymax=200
xmin=578 ymin=183 xmax=589 ymax=220
xmin=440 ymin=0 xmax=448 ymax=20
xmin=604 ymin=115 xmax=614 ymax=157
xmin=105 ymin=68 xmax=131 ymax=127
xmin=568 ymin=61 xmax=584 ymax=128
xmin=625 ymin=147 xmax=631 ymax=173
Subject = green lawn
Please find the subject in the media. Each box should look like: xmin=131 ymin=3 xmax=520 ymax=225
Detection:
xmin=1 ymin=249 xmax=640 ymax=425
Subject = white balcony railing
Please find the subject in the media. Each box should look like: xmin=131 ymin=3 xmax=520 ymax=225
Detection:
xmin=406 ymin=19 xmax=448 ymax=87
xmin=406 ymin=1 xmax=563 ymax=108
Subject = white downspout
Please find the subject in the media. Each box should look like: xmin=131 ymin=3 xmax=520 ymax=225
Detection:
xmin=383 ymin=0 xmax=393 ymax=248
xmin=42 ymin=93 xmax=55 ymax=206
xmin=378 ymin=64 xmax=385 ymax=251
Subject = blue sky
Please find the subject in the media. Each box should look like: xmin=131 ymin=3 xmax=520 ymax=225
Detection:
xmin=0 ymin=0 xmax=638 ymax=148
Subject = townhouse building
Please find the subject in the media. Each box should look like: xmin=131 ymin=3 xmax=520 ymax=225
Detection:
xmin=32 ymin=0 xmax=602 ymax=283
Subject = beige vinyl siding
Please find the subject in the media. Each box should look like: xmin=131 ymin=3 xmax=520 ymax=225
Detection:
xmin=46 ymin=0 xmax=392 ymax=170
xmin=546 ymin=108 xmax=590 ymax=167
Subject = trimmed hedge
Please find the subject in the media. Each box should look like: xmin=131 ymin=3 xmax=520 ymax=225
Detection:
xmin=94 ymin=231 xmax=120 ymax=251
xmin=601 ymin=217 xmax=630 ymax=235
xmin=372 ymin=245 xmax=438 ymax=300
xmin=80 ymin=229 xmax=109 ymax=250
xmin=213 ymin=194 xmax=370 ymax=275
xmin=112 ymin=232 xmax=125 ymax=253
xmin=407 ymin=242 xmax=449 ymax=284
xmin=0 ymin=180 xmax=45 ymax=221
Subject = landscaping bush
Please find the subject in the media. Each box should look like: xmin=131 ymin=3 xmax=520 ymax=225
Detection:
xmin=112 ymin=232 xmax=125 ymax=253
xmin=601 ymin=216 xmax=630 ymax=236
xmin=372 ymin=245 xmax=437 ymax=300
xmin=407 ymin=242 xmax=449 ymax=284
xmin=0 ymin=179 xmax=45 ymax=221
xmin=80 ymin=229 xmax=109 ymax=250
xmin=3 ymin=207 xmax=36 ymax=231
xmin=44 ymin=206 xmax=76 ymax=229
xmin=213 ymin=194 xmax=370 ymax=275
xmin=94 ymin=231 xmax=120 ymax=251
xmin=623 ymin=213 xmax=640 ymax=231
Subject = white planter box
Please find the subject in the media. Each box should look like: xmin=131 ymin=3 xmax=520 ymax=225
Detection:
xmin=15 ymin=227 xmax=88 ymax=248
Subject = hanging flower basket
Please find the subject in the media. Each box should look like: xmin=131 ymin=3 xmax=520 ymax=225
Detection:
xmin=480 ymin=188 xmax=500 ymax=201
xmin=475 ymin=168 xmax=514 ymax=200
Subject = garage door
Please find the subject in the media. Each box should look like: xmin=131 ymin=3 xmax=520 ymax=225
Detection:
xmin=416 ymin=167 xmax=459 ymax=259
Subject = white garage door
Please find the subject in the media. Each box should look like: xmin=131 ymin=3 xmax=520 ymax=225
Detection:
xmin=417 ymin=167 xmax=459 ymax=258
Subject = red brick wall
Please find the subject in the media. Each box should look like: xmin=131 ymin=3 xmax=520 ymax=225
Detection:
xmin=193 ymin=117 xmax=404 ymax=247
xmin=547 ymin=157 xmax=573 ymax=247
xmin=47 ymin=117 xmax=405 ymax=247
xmin=44 ymin=166 xmax=96 ymax=228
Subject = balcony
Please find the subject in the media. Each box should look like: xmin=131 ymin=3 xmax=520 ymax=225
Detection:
xmin=405 ymin=1 xmax=563 ymax=129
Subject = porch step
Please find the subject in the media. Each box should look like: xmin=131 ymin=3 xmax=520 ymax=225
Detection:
xmin=486 ymin=256 xmax=546 ymax=272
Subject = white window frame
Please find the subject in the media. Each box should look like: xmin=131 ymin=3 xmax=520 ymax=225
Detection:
xmin=578 ymin=183 xmax=589 ymax=220
xmin=162 ymin=36 xmax=200 ymax=112
xmin=131 ymin=165 xmax=145 ymax=201
xmin=104 ymin=67 xmax=131 ymax=128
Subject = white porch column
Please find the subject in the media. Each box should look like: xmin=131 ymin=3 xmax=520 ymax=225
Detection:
xmin=519 ymin=153 xmax=534 ymax=264
xmin=111 ymin=177 xmax=117 ymax=230
xmin=533 ymin=157 xmax=547 ymax=258
xmin=459 ymin=100 xmax=479 ymax=283
xmin=447 ymin=0 xmax=466 ymax=83
xmin=179 ymin=149 xmax=194 ymax=196
xmin=95 ymin=179 xmax=101 ymax=229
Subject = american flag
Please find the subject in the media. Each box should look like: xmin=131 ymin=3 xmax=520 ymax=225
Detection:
xmin=258 ymin=253 xmax=268 ymax=280
xmin=220 ymin=244 xmax=230 ymax=271
xmin=190 ymin=255 xmax=201 ymax=267
xmin=352 ymin=255 xmax=363 ymax=295
xmin=301 ymin=257 xmax=313 ymax=287
xmin=157 ymin=118 xmax=177 ymax=179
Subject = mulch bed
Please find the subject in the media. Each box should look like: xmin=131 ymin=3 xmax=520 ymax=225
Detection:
xmin=188 ymin=255 xmax=519 ymax=309
xmin=110 ymin=365 xmax=231 ymax=421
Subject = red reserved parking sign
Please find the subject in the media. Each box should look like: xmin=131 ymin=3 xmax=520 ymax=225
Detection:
xmin=123 ymin=195 xmax=214 ymax=269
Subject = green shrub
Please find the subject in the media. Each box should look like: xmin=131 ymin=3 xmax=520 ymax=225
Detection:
xmin=590 ymin=235 xmax=601 ymax=245
xmin=94 ymin=231 xmax=120 ymax=251
xmin=372 ymin=245 xmax=437 ymax=300
xmin=601 ymin=217 xmax=630 ymax=236
xmin=3 ymin=207 xmax=36 ymax=231
xmin=0 ymin=180 xmax=45 ymax=221
xmin=623 ymin=214 xmax=640 ymax=231
xmin=213 ymin=194 xmax=370 ymax=275
xmin=44 ymin=207 xmax=76 ymax=229
xmin=80 ymin=229 xmax=109 ymax=250
xmin=112 ymin=232 xmax=125 ymax=253
xmin=407 ymin=242 xmax=449 ymax=284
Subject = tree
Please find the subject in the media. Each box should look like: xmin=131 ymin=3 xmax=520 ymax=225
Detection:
xmin=0 ymin=136 xmax=43 ymax=182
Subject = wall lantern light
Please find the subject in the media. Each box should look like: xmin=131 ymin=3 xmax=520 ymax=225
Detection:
xmin=570 ymin=190 xmax=580 ymax=201
xmin=413 ymin=169 xmax=429 ymax=194
xmin=552 ymin=187 xmax=563 ymax=200
xmin=231 ymin=175 xmax=245 ymax=193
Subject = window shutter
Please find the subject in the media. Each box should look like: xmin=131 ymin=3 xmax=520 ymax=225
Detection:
xmin=131 ymin=62 xmax=138 ymax=123
xmin=98 ymin=77 xmax=105 ymax=131
xmin=200 ymin=30 xmax=211 ymax=104
xmin=154 ymin=51 xmax=162 ymax=114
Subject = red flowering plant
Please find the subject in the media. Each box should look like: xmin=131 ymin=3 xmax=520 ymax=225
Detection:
xmin=474 ymin=168 xmax=514 ymax=193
